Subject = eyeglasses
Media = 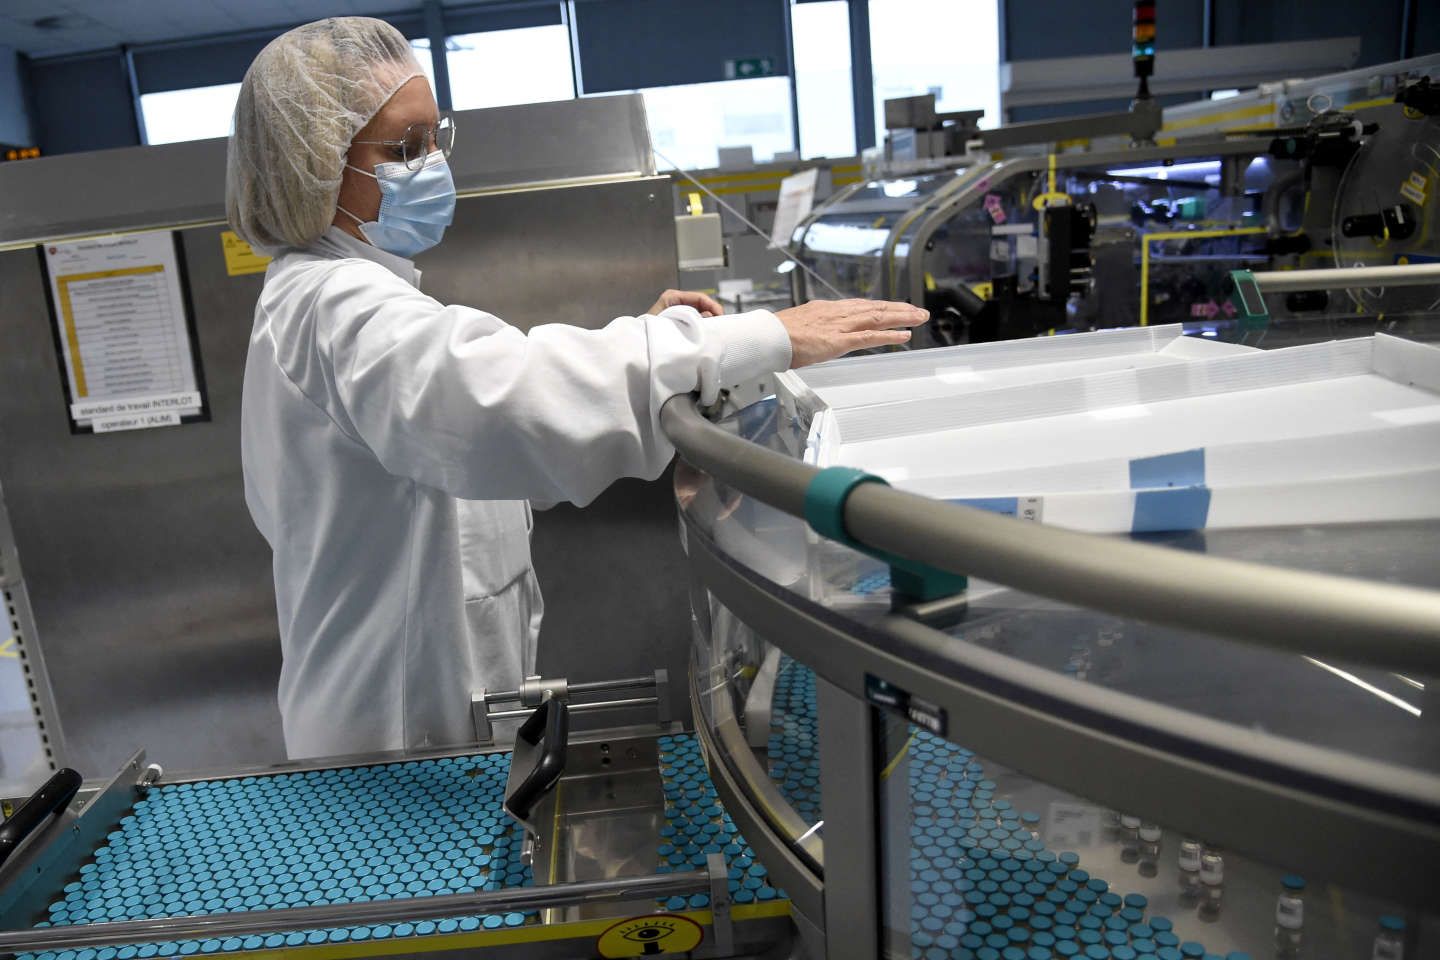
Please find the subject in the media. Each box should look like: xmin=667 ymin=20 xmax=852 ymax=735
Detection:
xmin=352 ymin=115 xmax=456 ymax=171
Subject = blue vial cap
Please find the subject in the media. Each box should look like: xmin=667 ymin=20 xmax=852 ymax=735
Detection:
xmin=1113 ymin=949 xmax=1137 ymax=960
xmin=1150 ymin=917 xmax=1173 ymax=932
xmin=1156 ymin=932 xmax=1180 ymax=947
xmin=1085 ymin=946 xmax=1109 ymax=960
xmin=1280 ymin=874 xmax=1305 ymax=891
xmin=1105 ymin=931 xmax=1127 ymax=946
xmin=1123 ymin=893 xmax=1147 ymax=910
xmin=1133 ymin=942 xmax=1156 ymax=956
xmin=1157 ymin=950 xmax=1182 ymax=960
xmin=1059 ymin=852 xmax=1080 ymax=866
xmin=1180 ymin=945 xmax=1205 ymax=959
xmin=1056 ymin=944 xmax=1080 ymax=958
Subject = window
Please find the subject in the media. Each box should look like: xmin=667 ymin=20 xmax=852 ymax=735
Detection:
xmin=442 ymin=25 xmax=575 ymax=111
xmin=792 ymin=0 xmax=856 ymax=159
xmin=606 ymin=76 xmax=794 ymax=171
xmin=138 ymin=82 xmax=242 ymax=145
xmin=868 ymin=0 xmax=1000 ymax=137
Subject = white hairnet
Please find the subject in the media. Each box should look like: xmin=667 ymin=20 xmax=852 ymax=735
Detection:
xmin=226 ymin=17 xmax=424 ymax=252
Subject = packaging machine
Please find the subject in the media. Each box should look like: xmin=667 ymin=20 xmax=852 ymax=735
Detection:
xmin=791 ymin=56 xmax=1440 ymax=351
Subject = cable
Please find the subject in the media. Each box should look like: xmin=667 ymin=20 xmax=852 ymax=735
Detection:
xmin=653 ymin=146 xmax=852 ymax=302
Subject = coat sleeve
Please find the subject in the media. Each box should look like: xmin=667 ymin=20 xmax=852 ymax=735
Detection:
xmin=314 ymin=260 xmax=792 ymax=505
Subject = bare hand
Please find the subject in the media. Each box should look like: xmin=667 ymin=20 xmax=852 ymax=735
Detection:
xmin=648 ymin=289 xmax=723 ymax=318
xmin=775 ymin=299 xmax=929 ymax=367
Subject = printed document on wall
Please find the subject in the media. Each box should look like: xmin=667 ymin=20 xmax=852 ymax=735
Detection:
xmin=43 ymin=233 xmax=202 ymax=431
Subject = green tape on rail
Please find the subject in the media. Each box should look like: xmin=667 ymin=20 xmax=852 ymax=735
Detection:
xmin=803 ymin=466 xmax=968 ymax=603
xmin=803 ymin=467 xmax=885 ymax=550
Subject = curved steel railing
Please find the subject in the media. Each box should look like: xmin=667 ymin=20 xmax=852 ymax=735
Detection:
xmin=660 ymin=395 xmax=1440 ymax=675
xmin=662 ymin=392 xmax=1440 ymax=908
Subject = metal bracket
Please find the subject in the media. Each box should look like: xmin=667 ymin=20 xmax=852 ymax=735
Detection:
xmin=474 ymin=673 xmax=670 ymax=746
xmin=742 ymin=648 xmax=782 ymax=749
xmin=705 ymin=852 xmax=733 ymax=956
xmin=0 ymin=749 xmax=148 ymax=929
xmin=652 ymin=669 xmax=670 ymax=725
xmin=471 ymin=690 xmax=493 ymax=746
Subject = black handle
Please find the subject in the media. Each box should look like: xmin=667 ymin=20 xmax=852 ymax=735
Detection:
xmin=0 ymin=768 xmax=83 ymax=866
xmin=504 ymin=699 xmax=569 ymax=824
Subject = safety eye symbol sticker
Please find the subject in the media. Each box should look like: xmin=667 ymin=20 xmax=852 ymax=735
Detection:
xmin=596 ymin=914 xmax=704 ymax=956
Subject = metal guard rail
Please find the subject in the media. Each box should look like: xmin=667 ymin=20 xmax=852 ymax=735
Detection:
xmin=659 ymin=394 xmax=1440 ymax=676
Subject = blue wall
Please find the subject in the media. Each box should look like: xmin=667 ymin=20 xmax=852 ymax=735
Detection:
xmin=17 ymin=0 xmax=1437 ymax=157
xmin=1213 ymin=0 xmax=1407 ymax=67
xmin=1006 ymin=0 xmax=1205 ymax=61
xmin=0 ymin=45 xmax=33 ymax=147
xmin=572 ymin=0 xmax=790 ymax=93
xmin=1419 ymin=4 xmax=1440 ymax=57
xmin=28 ymin=51 xmax=139 ymax=155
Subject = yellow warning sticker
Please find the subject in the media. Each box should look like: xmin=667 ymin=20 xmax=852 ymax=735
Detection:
xmin=221 ymin=230 xmax=271 ymax=276
xmin=595 ymin=914 xmax=704 ymax=957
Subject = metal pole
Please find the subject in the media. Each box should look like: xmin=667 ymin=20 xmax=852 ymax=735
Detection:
xmin=1246 ymin=263 xmax=1440 ymax=292
xmin=487 ymin=696 xmax=659 ymax=720
xmin=783 ymin=0 xmax=803 ymax=158
xmin=1400 ymin=0 xmax=1418 ymax=60
xmin=486 ymin=676 xmax=656 ymax=702
xmin=423 ymin=0 xmax=453 ymax=112
xmin=848 ymin=0 xmax=876 ymax=151
xmin=0 ymin=871 xmax=710 ymax=953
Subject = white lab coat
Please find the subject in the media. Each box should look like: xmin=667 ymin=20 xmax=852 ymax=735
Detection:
xmin=242 ymin=227 xmax=790 ymax=759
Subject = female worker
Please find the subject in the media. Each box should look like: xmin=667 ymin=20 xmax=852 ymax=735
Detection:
xmin=226 ymin=17 xmax=927 ymax=760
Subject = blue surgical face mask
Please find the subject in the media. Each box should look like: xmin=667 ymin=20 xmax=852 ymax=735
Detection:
xmin=339 ymin=150 xmax=456 ymax=258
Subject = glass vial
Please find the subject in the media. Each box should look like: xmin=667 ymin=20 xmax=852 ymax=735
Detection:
xmin=1273 ymin=873 xmax=1304 ymax=957
xmin=1372 ymin=915 xmax=1404 ymax=960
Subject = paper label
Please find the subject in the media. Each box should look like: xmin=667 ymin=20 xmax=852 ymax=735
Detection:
xmin=72 ymin=391 xmax=202 ymax=421
xmin=92 ymin=411 xmax=181 ymax=433
xmin=220 ymin=230 xmax=271 ymax=276
xmin=770 ymin=168 xmax=819 ymax=248
xmin=866 ymin=674 xmax=947 ymax=737
xmin=44 ymin=233 xmax=202 ymax=429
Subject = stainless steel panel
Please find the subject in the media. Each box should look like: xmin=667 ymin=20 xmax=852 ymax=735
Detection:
xmin=0 ymin=94 xmax=655 ymax=247
xmin=419 ymin=176 xmax=691 ymax=729
xmin=0 ymin=487 xmax=61 ymax=793
xmin=544 ymin=738 xmax=664 ymax=923
xmin=0 ymin=227 xmax=282 ymax=777
xmin=0 ymin=172 xmax=686 ymax=778
xmin=418 ymin=176 xmax=676 ymax=331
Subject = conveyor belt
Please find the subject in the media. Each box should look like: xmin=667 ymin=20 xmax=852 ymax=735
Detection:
xmin=22 ymin=734 xmax=785 ymax=960
xmin=766 ymin=658 xmax=1247 ymax=960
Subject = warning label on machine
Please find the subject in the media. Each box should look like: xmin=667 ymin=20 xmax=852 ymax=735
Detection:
xmin=596 ymin=914 xmax=704 ymax=956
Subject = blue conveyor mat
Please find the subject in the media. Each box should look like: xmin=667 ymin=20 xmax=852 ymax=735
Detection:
xmin=22 ymin=734 xmax=785 ymax=960
xmin=765 ymin=657 xmax=1240 ymax=960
